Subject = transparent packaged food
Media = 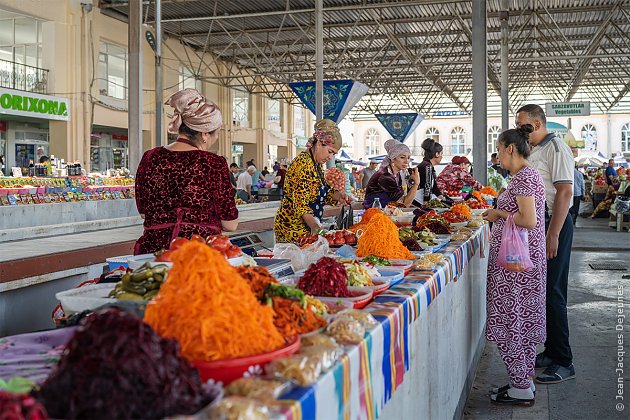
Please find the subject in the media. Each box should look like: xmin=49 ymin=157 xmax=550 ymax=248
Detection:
xmin=326 ymin=316 xmax=365 ymax=345
xmin=412 ymin=257 xmax=436 ymax=271
xmin=336 ymin=309 xmax=378 ymax=329
xmin=301 ymin=333 xmax=340 ymax=350
xmin=224 ymin=377 xmax=292 ymax=402
xmin=265 ymin=355 xmax=322 ymax=387
xmin=207 ymin=396 xmax=270 ymax=420
xmin=299 ymin=345 xmax=344 ymax=372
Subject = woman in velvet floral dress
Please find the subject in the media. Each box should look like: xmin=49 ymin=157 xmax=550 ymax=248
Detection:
xmin=134 ymin=89 xmax=238 ymax=255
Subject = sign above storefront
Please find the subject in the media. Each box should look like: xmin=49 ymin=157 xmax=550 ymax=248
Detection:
xmin=545 ymin=101 xmax=590 ymax=117
xmin=431 ymin=110 xmax=467 ymax=117
xmin=0 ymin=88 xmax=70 ymax=121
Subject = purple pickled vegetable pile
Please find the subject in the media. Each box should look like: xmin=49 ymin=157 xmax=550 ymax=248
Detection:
xmin=298 ymin=256 xmax=351 ymax=297
xmin=34 ymin=308 xmax=212 ymax=419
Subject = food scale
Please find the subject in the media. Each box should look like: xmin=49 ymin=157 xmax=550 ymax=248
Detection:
xmin=226 ymin=231 xmax=296 ymax=278
xmin=226 ymin=232 xmax=267 ymax=255
xmin=253 ymin=258 xmax=295 ymax=279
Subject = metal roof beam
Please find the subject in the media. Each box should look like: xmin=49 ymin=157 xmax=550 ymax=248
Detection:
xmin=565 ymin=3 xmax=620 ymax=101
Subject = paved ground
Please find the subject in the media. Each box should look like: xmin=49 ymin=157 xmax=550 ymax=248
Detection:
xmin=464 ymin=216 xmax=630 ymax=419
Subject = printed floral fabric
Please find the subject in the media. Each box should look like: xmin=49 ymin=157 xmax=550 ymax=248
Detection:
xmin=0 ymin=327 xmax=77 ymax=384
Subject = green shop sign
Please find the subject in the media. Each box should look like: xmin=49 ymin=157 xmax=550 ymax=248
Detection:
xmin=0 ymin=88 xmax=70 ymax=121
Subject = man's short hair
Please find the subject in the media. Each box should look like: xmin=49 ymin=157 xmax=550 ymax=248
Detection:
xmin=230 ymin=163 xmax=238 ymax=168
xmin=491 ymin=152 xmax=498 ymax=159
xmin=516 ymin=104 xmax=547 ymax=124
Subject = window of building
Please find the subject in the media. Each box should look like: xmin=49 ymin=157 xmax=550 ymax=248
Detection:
xmin=0 ymin=16 xmax=44 ymax=92
xmin=179 ymin=65 xmax=201 ymax=91
xmin=267 ymin=98 xmax=281 ymax=132
xmin=232 ymin=88 xmax=250 ymax=127
xmin=581 ymin=124 xmax=598 ymax=151
xmin=450 ymin=127 xmax=466 ymax=155
xmin=99 ymin=42 xmax=127 ymax=100
xmin=487 ymin=126 xmax=501 ymax=154
xmin=425 ymin=127 xmax=439 ymax=142
xmin=366 ymin=128 xmax=381 ymax=156
xmin=622 ymin=123 xmax=630 ymax=153
xmin=293 ymin=106 xmax=305 ymax=137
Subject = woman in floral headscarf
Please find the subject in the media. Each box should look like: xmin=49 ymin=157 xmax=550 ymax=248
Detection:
xmin=274 ymin=119 xmax=350 ymax=243
xmin=363 ymin=138 xmax=420 ymax=209
xmin=133 ymin=88 xmax=238 ymax=254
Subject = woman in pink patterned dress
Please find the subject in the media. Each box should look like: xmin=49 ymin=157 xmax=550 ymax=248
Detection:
xmin=482 ymin=124 xmax=546 ymax=406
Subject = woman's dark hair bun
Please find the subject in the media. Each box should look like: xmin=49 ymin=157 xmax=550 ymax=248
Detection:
xmin=517 ymin=124 xmax=534 ymax=135
xmin=421 ymin=138 xmax=434 ymax=150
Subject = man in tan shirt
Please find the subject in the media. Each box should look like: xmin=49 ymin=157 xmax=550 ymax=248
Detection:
xmin=516 ymin=104 xmax=575 ymax=385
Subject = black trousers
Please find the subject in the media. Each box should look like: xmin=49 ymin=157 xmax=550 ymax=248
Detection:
xmin=569 ymin=196 xmax=582 ymax=223
xmin=544 ymin=213 xmax=574 ymax=367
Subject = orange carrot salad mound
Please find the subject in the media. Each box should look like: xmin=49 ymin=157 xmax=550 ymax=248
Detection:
xmin=348 ymin=208 xmax=383 ymax=233
xmin=144 ymin=241 xmax=284 ymax=361
xmin=356 ymin=212 xmax=415 ymax=260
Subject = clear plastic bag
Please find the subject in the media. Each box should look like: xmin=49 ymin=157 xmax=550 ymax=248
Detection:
xmin=497 ymin=214 xmax=533 ymax=272
xmin=207 ymin=396 xmax=270 ymax=420
xmin=265 ymin=355 xmax=322 ymax=386
xmin=273 ymin=236 xmax=330 ymax=271
xmin=326 ymin=316 xmax=365 ymax=345
xmin=224 ymin=377 xmax=292 ymax=402
xmin=301 ymin=333 xmax=340 ymax=349
xmin=336 ymin=309 xmax=378 ymax=329
xmin=300 ymin=345 xmax=344 ymax=372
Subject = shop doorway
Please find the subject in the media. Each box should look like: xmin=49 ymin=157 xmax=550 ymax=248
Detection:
xmin=90 ymin=129 xmax=128 ymax=172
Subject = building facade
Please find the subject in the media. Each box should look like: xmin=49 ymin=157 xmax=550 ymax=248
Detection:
xmin=0 ymin=0 xmax=307 ymax=175
xmin=352 ymin=113 xmax=630 ymax=164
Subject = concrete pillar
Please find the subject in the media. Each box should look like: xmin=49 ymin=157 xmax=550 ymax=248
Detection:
xmin=472 ymin=0 xmax=488 ymax=184
xmin=128 ymin=0 xmax=142 ymax=174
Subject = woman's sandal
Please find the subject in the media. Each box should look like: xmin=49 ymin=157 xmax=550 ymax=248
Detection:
xmin=490 ymin=390 xmax=535 ymax=407
xmin=490 ymin=384 xmax=536 ymax=396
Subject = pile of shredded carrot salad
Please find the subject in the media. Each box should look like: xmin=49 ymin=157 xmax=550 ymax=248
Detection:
xmin=144 ymin=241 xmax=284 ymax=361
xmin=236 ymin=265 xmax=327 ymax=338
xmin=451 ymin=202 xmax=472 ymax=219
xmin=480 ymin=186 xmax=498 ymax=197
xmin=271 ymin=297 xmax=327 ymax=337
xmin=348 ymin=208 xmax=383 ymax=233
xmin=356 ymin=212 xmax=415 ymax=260
xmin=236 ymin=265 xmax=278 ymax=300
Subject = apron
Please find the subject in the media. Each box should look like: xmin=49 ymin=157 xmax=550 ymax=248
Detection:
xmin=309 ymin=184 xmax=331 ymax=222
xmin=134 ymin=207 xmax=221 ymax=254
xmin=305 ymin=149 xmax=330 ymax=228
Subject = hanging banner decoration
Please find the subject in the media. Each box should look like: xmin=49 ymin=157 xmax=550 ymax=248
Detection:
xmin=289 ymin=79 xmax=369 ymax=123
xmin=374 ymin=113 xmax=424 ymax=143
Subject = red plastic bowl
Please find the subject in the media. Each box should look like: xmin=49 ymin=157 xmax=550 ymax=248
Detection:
xmin=192 ymin=335 xmax=300 ymax=384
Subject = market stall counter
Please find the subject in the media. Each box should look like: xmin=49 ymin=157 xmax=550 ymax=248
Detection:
xmin=0 ymin=223 xmax=489 ymax=420
xmin=275 ymin=225 xmax=489 ymax=419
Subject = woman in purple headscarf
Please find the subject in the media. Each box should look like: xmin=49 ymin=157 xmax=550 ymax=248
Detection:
xmin=133 ymin=89 xmax=238 ymax=255
xmin=363 ymin=139 xmax=420 ymax=209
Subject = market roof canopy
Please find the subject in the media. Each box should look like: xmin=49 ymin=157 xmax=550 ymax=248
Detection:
xmin=101 ymin=0 xmax=630 ymax=119
xmin=375 ymin=113 xmax=424 ymax=143
xmin=289 ymin=80 xmax=369 ymax=123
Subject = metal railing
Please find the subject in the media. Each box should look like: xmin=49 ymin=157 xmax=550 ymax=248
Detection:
xmin=0 ymin=59 xmax=49 ymax=94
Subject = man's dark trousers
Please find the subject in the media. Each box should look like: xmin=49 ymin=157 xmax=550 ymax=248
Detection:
xmin=544 ymin=213 xmax=574 ymax=367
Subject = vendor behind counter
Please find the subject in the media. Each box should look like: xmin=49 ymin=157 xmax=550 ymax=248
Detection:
xmin=274 ymin=119 xmax=350 ymax=244
xmin=363 ymin=138 xmax=419 ymax=209
xmin=134 ymin=88 xmax=238 ymax=255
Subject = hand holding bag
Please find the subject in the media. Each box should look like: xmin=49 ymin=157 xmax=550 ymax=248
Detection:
xmin=497 ymin=213 xmax=533 ymax=272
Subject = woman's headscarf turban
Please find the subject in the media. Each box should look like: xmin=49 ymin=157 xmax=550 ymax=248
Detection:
xmin=166 ymin=88 xmax=222 ymax=134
